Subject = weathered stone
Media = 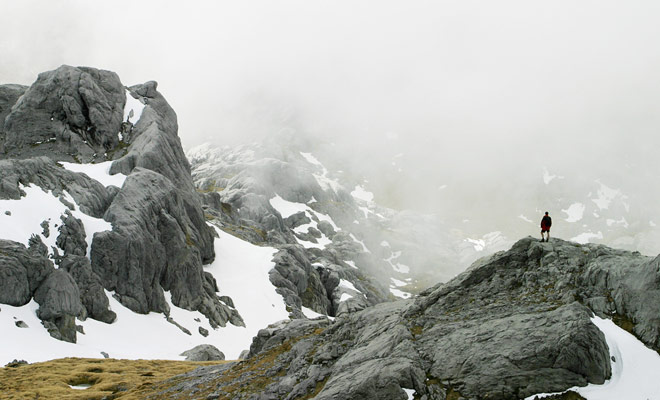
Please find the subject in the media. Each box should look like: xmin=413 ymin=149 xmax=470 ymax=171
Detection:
xmin=180 ymin=344 xmax=225 ymax=361
xmin=34 ymin=269 xmax=84 ymax=343
xmin=2 ymin=66 xmax=125 ymax=162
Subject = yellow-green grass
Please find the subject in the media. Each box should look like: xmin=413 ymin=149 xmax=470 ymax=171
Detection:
xmin=0 ymin=357 xmax=229 ymax=400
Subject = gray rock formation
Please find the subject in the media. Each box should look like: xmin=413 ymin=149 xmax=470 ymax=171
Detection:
xmin=34 ymin=269 xmax=84 ymax=343
xmin=157 ymin=237 xmax=660 ymax=399
xmin=180 ymin=344 xmax=225 ymax=361
xmin=0 ymin=65 xmax=241 ymax=342
xmin=2 ymin=66 xmax=125 ymax=163
xmin=0 ymin=238 xmax=52 ymax=306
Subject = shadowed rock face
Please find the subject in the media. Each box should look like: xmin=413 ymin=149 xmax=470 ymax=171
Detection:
xmin=159 ymin=237 xmax=660 ymax=400
xmin=0 ymin=65 xmax=236 ymax=341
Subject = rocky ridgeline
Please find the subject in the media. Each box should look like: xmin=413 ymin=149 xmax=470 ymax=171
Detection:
xmin=0 ymin=66 xmax=240 ymax=342
xmin=154 ymin=237 xmax=660 ymax=399
xmin=187 ymin=140 xmax=482 ymax=319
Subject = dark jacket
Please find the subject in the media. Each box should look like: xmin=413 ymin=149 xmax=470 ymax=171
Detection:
xmin=541 ymin=215 xmax=552 ymax=229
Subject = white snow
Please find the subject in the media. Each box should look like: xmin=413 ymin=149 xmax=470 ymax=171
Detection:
xmin=381 ymin=240 xmax=390 ymax=247
xmin=269 ymin=195 xmax=308 ymax=218
xmin=527 ymin=316 xmax=660 ymax=400
xmin=338 ymin=279 xmax=359 ymax=293
xmin=562 ymin=203 xmax=585 ymax=222
xmin=403 ymin=388 xmax=415 ymax=399
xmin=651 ymin=221 xmax=657 ymax=227
xmin=69 ymin=384 xmax=92 ymax=390
xmin=60 ymin=161 xmax=127 ymax=188
xmin=339 ymin=293 xmax=353 ymax=302
xmin=301 ymin=306 xmax=325 ymax=319
xmin=391 ymin=278 xmax=407 ymax=287
xmin=123 ymin=89 xmax=145 ymax=124
xmin=0 ymin=185 xmax=112 ymax=259
xmin=518 ymin=214 xmax=533 ymax=223
xmin=606 ymin=217 xmax=629 ymax=228
xmin=0 ymin=227 xmax=289 ymax=364
xmin=466 ymin=238 xmax=486 ymax=251
xmin=390 ymin=287 xmax=412 ymax=299
xmin=392 ymin=263 xmax=411 ymax=274
xmin=351 ymin=185 xmax=374 ymax=202
xmin=571 ymin=231 xmax=603 ymax=244
xmin=299 ymin=152 xmax=342 ymax=193
xmin=542 ymin=167 xmax=563 ymax=185
xmin=345 ymin=260 xmax=358 ymax=269
xmin=591 ymin=181 xmax=623 ymax=211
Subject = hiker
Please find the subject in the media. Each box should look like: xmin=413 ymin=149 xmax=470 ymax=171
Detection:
xmin=540 ymin=212 xmax=552 ymax=242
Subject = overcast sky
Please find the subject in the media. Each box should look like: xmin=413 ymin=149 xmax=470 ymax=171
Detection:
xmin=2 ymin=0 xmax=660 ymax=219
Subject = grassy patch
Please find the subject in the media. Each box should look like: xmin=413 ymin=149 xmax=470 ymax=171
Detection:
xmin=0 ymin=358 xmax=227 ymax=400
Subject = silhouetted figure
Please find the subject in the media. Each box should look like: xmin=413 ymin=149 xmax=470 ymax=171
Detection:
xmin=540 ymin=212 xmax=552 ymax=242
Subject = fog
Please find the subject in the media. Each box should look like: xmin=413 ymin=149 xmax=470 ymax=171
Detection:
xmin=2 ymin=1 xmax=660 ymax=251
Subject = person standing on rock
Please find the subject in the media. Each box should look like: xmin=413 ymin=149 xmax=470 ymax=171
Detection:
xmin=540 ymin=212 xmax=552 ymax=242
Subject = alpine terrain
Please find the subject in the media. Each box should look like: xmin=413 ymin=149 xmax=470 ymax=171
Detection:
xmin=1 ymin=66 xmax=659 ymax=400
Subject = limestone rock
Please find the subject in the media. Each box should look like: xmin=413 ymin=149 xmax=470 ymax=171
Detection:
xmin=180 ymin=344 xmax=225 ymax=361
xmin=2 ymin=66 xmax=125 ymax=162
xmin=34 ymin=269 xmax=84 ymax=343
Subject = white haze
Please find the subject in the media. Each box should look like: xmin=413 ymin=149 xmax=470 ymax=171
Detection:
xmin=2 ymin=0 xmax=660 ymax=252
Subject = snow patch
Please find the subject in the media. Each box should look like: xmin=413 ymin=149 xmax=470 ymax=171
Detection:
xmin=351 ymin=185 xmax=374 ymax=202
xmin=518 ymin=214 xmax=533 ymax=223
xmin=269 ymin=195 xmax=308 ymax=219
xmin=123 ymin=89 xmax=145 ymax=124
xmin=571 ymin=231 xmax=603 ymax=244
xmin=390 ymin=287 xmax=412 ymax=299
xmin=591 ymin=181 xmax=623 ymax=210
xmin=542 ymin=167 xmax=563 ymax=185
xmin=338 ymin=279 xmax=359 ymax=293
xmin=562 ymin=203 xmax=585 ymax=222
xmin=0 ymin=185 xmax=112 ymax=259
xmin=60 ymin=161 xmax=127 ymax=188
xmin=403 ymin=388 xmax=415 ymax=399
xmin=345 ymin=260 xmax=358 ymax=269
xmin=465 ymin=238 xmax=486 ymax=252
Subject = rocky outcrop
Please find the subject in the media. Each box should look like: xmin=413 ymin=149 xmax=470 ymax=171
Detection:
xmin=180 ymin=344 xmax=225 ymax=361
xmin=159 ymin=237 xmax=660 ymax=399
xmin=1 ymin=66 xmax=125 ymax=163
xmin=0 ymin=65 xmax=239 ymax=342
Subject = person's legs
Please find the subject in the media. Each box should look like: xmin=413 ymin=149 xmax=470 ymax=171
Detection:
xmin=546 ymin=230 xmax=550 ymax=242
xmin=540 ymin=231 xmax=545 ymax=242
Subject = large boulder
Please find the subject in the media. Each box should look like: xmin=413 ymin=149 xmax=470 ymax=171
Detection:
xmin=2 ymin=66 xmax=126 ymax=162
xmin=180 ymin=344 xmax=225 ymax=361
xmin=34 ymin=269 xmax=84 ymax=343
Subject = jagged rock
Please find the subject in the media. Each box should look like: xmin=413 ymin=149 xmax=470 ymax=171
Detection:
xmin=101 ymin=351 xmax=109 ymax=359
xmin=0 ymin=239 xmax=52 ymax=306
xmin=56 ymin=210 xmax=87 ymax=257
xmin=160 ymin=237 xmax=659 ymax=399
xmin=199 ymin=327 xmax=209 ymax=337
xmin=4 ymin=359 xmax=28 ymax=368
xmin=14 ymin=320 xmax=28 ymax=328
xmin=180 ymin=344 xmax=225 ymax=361
xmin=34 ymin=269 xmax=85 ymax=343
xmin=91 ymin=168 xmax=238 ymax=327
xmin=2 ymin=66 xmax=125 ymax=162
xmin=60 ymin=255 xmax=115 ymax=323
xmin=0 ymin=254 xmax=31 ymax=306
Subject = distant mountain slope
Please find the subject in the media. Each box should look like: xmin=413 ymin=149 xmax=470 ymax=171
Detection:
xmin=187 ymin=138 xmax=506 ymax=321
